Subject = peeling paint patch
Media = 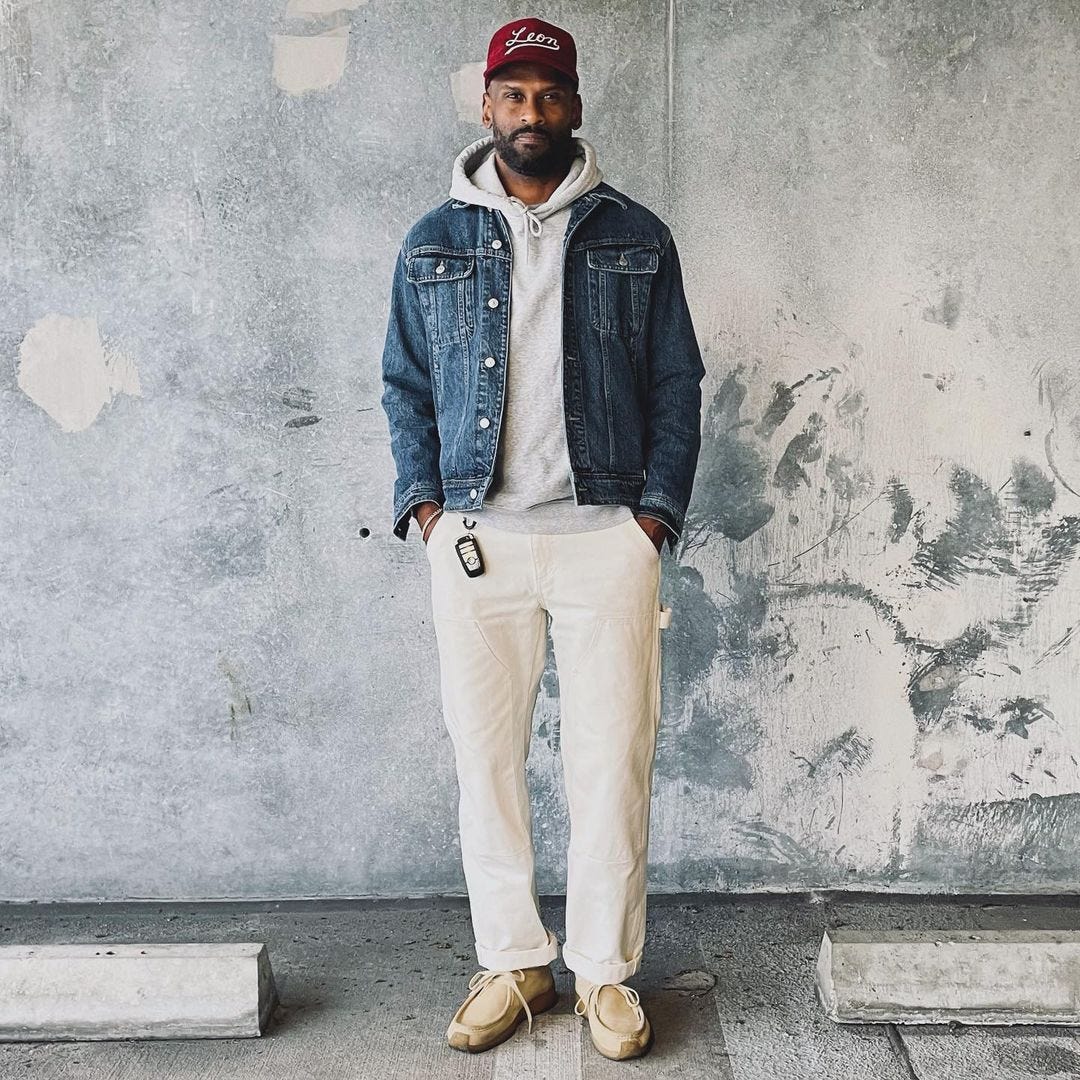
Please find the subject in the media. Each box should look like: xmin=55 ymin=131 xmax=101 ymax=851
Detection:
xmin=655 ymin=699 xmax=754 ymax=789
xmin=835 ymin=387 xmax=868 ymax=421
xmin=1011 ymin=456 xmax=1056 ymax=514
xmin=755 ymin=381 xmax=797 ymax=439
xmin=908 ymin=624 xmax=993 ymax=729
xmin=806 ymin=727 xmax=874 ymax=777
xmin=993 ymin=514 xmax=1080 ymax=642
xmin=450 ymin=62 xmax=486 ymax=124
xmin=774 ymin=412 xmax=825 ymax=496
xmin=960 ymin=710 xmax=996 ymax=733
xmin=917 ymin=747 xmax=945 ymax=771
xmin=664 ymin=564 xmax=725 ymax=694
xmin=734 ymin=820 xmax=815 ymax=867
xmin=1034 ymin=624 xmax=1077 ymax=669
xmin=17 ymin=314 xmax=141 ymax=432
xmin=922 ymin=283 xmax=963 ymax=328
xmin=1001 ymin=697 xmax=1054 ymax=740
xmin=885 ymin=478 xmax=914 ymax=541
xmin=825 ymin=453 xmax=874 ymax=505
xmin=282 ymin=386 xmax=317 ymax=410
xmin=272 ymin=27 xmax=350 ymax=94
xmin=689 ymin=372 xmax=775 ymax=541
xmin=824 ymin=453 xmax=875 ymax=535
xmin=912 ymin=466 xmax=1011 ymax=589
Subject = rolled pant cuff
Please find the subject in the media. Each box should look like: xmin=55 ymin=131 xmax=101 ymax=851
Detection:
xmin=561 ymin=945 xmax=642 ymax=985
xmin=475 ymin=927 xmax=560 ymax=972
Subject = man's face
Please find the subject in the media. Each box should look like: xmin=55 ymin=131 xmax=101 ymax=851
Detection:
xmin=482 ymin=62 xmax=582 ymax=178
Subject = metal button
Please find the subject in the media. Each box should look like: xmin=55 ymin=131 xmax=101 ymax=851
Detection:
xmin=491 ymin=239 xmax=502 ymax=249
xmin=484 ymin=356 xmax=496 ymax=367
xmin=469 ymin=488 xmax=478 ymax=499
xmin=436 ymin=263 xmax=446 ymax=274
xmin=479 ymin=417 xmax=490 ymax=429
xmin=618 ymin=253 xmax=627 ymax=265
xmin=487 ymin=297 xmax=499 ymax=308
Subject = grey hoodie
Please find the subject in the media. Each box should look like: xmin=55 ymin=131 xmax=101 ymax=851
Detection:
xmin=444 ymin=134 xmax=633 ymax=536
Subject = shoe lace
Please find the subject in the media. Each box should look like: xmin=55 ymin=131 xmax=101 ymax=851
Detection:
xmin=573 ymin=981 xmax=645 ymax=1028
xmin=465 ymin=968 xmax=537 ymax=1033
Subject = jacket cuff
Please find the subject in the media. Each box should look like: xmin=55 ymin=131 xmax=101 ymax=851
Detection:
xmin=393 ymin=484 xmax=444 ymax=542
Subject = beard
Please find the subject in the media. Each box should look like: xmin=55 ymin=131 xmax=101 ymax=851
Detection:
xmin=490 ymin=119 xmax=576 ymax=178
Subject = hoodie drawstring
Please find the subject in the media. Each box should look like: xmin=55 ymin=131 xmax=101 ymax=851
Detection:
xmin=508 ymin=197 xmax=544 ymax=266
xmin=524 ymin=209 xmax=544 ymax=237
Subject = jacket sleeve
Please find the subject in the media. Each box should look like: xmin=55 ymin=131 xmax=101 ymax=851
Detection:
xmin=637 ymin=229 xmax=707 ymax=551
xmin=380 ymin=242 xmax=444 ymax=542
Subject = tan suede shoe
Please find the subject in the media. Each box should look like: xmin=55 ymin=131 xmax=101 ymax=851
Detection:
xmin=574 ymin=977 xmax=654 ymax=1060
xmin=446 ymin=965 xmax=558 ymax=1053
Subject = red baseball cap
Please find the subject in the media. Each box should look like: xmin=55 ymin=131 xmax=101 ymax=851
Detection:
xmin=483 ymin=18 xmax=578 ymax=89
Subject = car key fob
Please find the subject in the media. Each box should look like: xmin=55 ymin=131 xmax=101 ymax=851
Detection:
xmin=454 ymin=520 xmax=485 ymax=577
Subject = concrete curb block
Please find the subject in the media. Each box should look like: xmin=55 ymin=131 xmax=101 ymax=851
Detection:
xmin=0 ymin=942 xmax=279 ymax=1041
xmin=816 ymin=928 xmax=1080 ymax=1025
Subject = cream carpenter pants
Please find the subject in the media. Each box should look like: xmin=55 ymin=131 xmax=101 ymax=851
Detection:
xmin=425 ymin=512 xmax=672 ymax=986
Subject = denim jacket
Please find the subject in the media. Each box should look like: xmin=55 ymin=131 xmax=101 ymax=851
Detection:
xmin=379 ymin=180 xmax=706 ymax=553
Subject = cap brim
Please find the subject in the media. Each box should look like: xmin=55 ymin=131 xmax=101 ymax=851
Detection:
xmin=484 ymin=59 xmax=577 ymax=87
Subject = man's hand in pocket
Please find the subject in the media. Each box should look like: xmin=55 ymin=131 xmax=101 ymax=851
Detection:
xmin=634 ymin=514 xmax=668 ymax=554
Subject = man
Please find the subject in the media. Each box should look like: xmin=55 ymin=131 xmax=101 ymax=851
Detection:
xmin=380 ymin=17 xmax=705 ymax=1061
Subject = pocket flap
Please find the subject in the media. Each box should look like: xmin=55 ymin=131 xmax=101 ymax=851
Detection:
xmin=406 ymin=252 xmax=476 ymax=283
xmin=586 ymin=244 xmax=659 ymax=274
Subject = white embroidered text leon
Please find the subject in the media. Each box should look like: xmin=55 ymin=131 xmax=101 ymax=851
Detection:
xmin=504 ymin=26 xmax=561 ymax=53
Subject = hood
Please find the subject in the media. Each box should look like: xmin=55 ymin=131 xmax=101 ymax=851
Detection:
xmin=448 ymin=134 xmax=603 ymax=266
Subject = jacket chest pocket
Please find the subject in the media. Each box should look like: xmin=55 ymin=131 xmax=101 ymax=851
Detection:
xmin=586 ymin=243 xmax=659 ymax=338
xmin=405 ymin=252 xmax=475 ymax=348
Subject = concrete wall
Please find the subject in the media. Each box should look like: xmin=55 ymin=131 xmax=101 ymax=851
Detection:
xmin=2 ymin=0 xmax=1078 ymax=901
